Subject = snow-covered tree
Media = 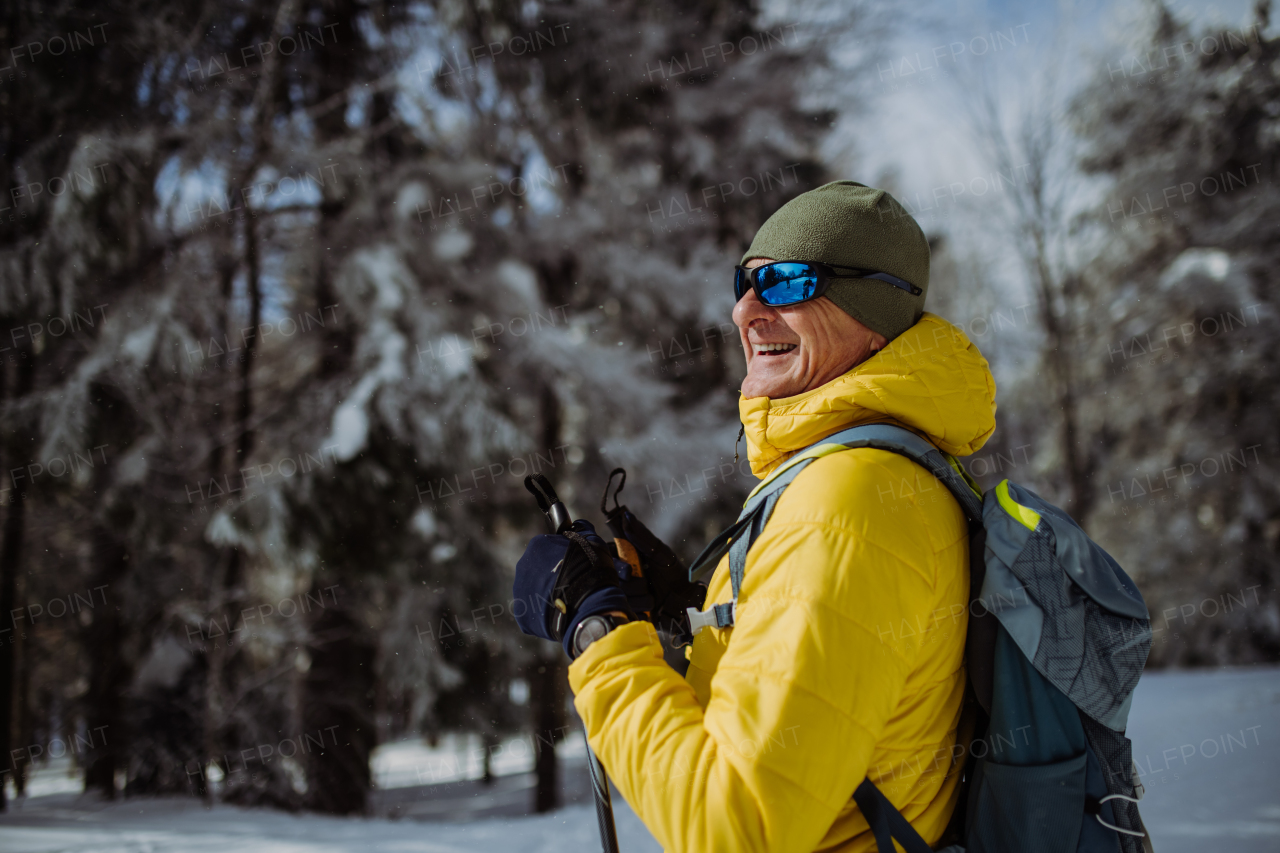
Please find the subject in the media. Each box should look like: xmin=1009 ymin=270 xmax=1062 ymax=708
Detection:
xmin=0 ymin=0 xmax=876 ymax=815
xmin=1071 ymin=2 xmax=1279 ymax=665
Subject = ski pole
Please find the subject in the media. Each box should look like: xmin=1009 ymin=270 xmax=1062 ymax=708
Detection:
xmin=524 ymin=474 xmax=621 ymax=853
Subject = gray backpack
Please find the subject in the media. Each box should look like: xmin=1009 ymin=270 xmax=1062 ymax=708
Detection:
xmin=686 ymin=423 xmax=1153 ymax=853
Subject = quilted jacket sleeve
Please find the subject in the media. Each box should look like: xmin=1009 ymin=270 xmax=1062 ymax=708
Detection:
xmin=567 ymin=450 xmax=953 ymax=853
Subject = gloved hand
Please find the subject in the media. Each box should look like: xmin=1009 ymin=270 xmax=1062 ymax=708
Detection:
xmin=513 ymin=519 xmax=633 ymax=657
xmin=604 ymin=502 xmax=707 ymax=646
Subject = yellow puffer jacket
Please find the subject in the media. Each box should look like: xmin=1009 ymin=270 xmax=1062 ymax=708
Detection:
xmin=568 ymin=313 xmax=997 ymax=852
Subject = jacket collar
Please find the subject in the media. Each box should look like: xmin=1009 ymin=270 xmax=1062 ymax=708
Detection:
xmin=739 ymin=313 xmax=998 ymax=478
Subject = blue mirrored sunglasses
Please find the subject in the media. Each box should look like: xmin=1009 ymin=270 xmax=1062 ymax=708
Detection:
xmin=734 ymin=261 xmax=922 ymax=307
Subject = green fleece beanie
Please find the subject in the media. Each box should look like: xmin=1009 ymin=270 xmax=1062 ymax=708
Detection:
xmin=741 ymin=180 xmax=929 ymax=341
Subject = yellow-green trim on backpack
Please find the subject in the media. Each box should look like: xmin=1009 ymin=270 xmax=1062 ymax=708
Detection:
xmin=946 ymin=454 xmax=983 ymax=498
xmin=996 ymin=479 xmax=1041 ymax=531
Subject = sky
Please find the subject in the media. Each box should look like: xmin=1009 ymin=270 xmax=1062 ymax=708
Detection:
xmin=847 ymin=0 xmax=1264 ymax=222
xmin=812 ymin=0 xmax=1268 ymax=362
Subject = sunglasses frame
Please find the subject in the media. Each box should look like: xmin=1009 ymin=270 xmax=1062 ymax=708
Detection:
xmin=734 ymin=261 xmax=923 ymax=307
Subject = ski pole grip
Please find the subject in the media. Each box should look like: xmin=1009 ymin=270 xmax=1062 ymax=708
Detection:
xmin=525 ymin=474 xmax=573 ymax=534
xmin=547 ymin=500 xmax=571 ymax=534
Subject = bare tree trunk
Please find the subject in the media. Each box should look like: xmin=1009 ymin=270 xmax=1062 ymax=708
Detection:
xmin=1029 ymin=249 xmax=1092 ymax=520
xmin=238 ymin=213 xmax=262 ymax=466
xmin=0 ymin=335 xmax=34 ymax=811
xmin=11 ymin=571 xmax=30 ymax=797
xmin=530 ymin=657 xmax=566 ymax=813
xmin=312 ymin=0 xmax=358 ymax=382
xmin=0 ymin=471 xmax=21 ymax=811
xmin=974 ymin=90 xmax=1095 ymax=521
xmin=81 ymin=525 xmax=130 ymax=798
xmin=201 ymin=255 xmax=237 ymax=801
xmin=295 ymin=4 xmax=364 ymax=808
xmin=201 ymin=211 xmax=263 ymax=801
xmin=302 ymin=594 xmax=375 ymax=814
xmin=481 ymin=729 xmax=499 ymax=785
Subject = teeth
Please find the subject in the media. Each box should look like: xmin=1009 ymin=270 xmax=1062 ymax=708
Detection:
xmin=756 ymin=343 xmax=797 ymax=353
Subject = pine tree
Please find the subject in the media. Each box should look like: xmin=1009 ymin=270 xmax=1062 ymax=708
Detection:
xmin=1070 ymin=2 xmax=1279 ymax=665
xmin=1 ymin=0 xmax=876 ymax=815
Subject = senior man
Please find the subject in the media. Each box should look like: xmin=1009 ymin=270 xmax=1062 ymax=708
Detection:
xmin=513 ymin=181 xmax=996 ymax=851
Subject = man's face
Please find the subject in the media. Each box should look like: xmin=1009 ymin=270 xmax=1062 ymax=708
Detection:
xmin=732 ymin=258 xmax=888 ymax=400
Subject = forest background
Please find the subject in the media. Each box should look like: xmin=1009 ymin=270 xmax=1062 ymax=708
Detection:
xmin=0 ymin=0 xmax=1276 ymax=816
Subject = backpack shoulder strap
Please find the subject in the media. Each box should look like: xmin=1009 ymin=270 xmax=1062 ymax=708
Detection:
xmin=685 ymin=424 xmax=985 ymax=632
xmin=853 ymin=778 xmax=935 ymax=853
xmin=816 ymin=423 xmax=984 ymax=523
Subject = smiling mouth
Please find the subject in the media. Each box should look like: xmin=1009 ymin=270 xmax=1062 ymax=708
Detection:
xmin=755 ymin=343 xmax=798 ymax=357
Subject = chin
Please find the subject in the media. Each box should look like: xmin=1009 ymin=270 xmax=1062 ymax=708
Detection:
xmin=743 ymin=374 xmax=797 ymax=400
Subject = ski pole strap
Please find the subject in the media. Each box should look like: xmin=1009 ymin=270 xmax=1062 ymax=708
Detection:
xmin=687 ymin=513 xmax=754 ymax=585
xmin=852 ymin=777 xmax=933 ymax=853
xmin=686 ymin=458 xmax=814 ymax=586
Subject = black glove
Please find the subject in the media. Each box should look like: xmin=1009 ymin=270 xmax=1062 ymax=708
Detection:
xmin=513 ymin=520 xmax=634 ymax=656
xmin=601 ymin=470 xmax=706 ymax=646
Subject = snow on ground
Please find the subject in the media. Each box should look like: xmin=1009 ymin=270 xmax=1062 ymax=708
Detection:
xmin=1125 ymin=665 xmax=1280 ymax=853
xmin=0 ymin=735 xmax=661 ymax=853
xmin=0 ymin=795 xmax=662 ymax=853
xmin=370 ymin=731 xmax=588 ymax=789
xmin=0 ymin=666 xmax=1276 ymax=852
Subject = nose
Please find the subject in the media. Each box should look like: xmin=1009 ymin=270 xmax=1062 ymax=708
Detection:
xmin=732 ymin=287 xmax=778 ymax=331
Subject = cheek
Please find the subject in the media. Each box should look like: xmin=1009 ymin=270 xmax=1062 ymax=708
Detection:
xmin=807 ymin=306 xmax=848 ymax=346
xmin=774 ymin=311 xmax=805 ymax=341
xmin=778 ymin=315 xmax=817 ymax=352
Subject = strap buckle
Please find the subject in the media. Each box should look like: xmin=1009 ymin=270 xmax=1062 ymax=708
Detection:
xmin=686 ymin=599 xmax=736 ymax=635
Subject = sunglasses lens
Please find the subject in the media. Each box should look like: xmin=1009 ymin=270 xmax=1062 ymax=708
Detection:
xmin=734 ymin=268 xmax=750 ymax=301
xmin=757 ymin=262 xmax=819 ymax=306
